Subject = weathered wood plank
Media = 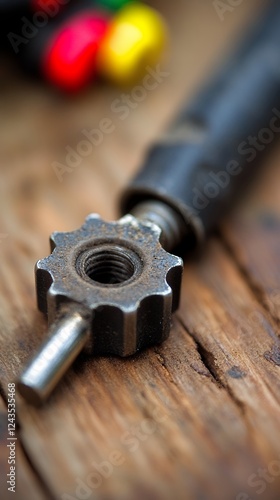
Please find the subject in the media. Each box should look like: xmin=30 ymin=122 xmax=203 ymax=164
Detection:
xmin=0 ymin=1 xmax=277 ymax=499
xmin=221 ymin=146 xmax=280 ymax=323
xmin=179 ymin=238 xmax=280 ymax=457
xmin=15 ymin=323 xmax=267 ymax=500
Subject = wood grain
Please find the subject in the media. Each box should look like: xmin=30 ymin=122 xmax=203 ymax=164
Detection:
xmin=0 ymin=396 xmax=48 ymax=500
xmin=222 ymin=149 xmax=280 ymax=323
xmin=1 ymin=1 xmax=280 ymax=499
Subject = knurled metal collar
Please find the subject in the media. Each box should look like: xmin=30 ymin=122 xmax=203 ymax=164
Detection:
xmin=36 ymin=214 xmax=183 ymax=356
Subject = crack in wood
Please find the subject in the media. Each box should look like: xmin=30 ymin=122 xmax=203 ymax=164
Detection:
xmin=176 ymin=317 xmax=252 ymax=420
xmin=0 ymin=381 xmax=7 ymax=405
xmin=153 ymin=350 xmax=181 ymax=390
xmin=194 ymin=342 xmax=223 ymax=388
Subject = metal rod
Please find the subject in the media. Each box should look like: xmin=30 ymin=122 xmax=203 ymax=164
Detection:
xmin=130 ymin=199 xmax=189 ymax=252
xmin=17 ymin=311 xmax=89 ymax=405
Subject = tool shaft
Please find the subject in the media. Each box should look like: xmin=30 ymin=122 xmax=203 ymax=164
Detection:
xmin=17 ymin=311 xmax=89 ymax=405
xmin=122 ymin=1 xmax=280 ymax=251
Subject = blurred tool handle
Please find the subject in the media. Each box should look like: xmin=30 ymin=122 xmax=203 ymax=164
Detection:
xmin=122 ymin=1 xmax=280 ymax=248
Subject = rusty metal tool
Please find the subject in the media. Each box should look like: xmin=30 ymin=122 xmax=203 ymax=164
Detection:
xmin=18 ymin=1 xmax=280 ymax=404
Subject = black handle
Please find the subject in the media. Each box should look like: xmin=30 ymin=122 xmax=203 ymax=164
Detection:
xmin=121 ymin=1 xmax=280 ymax=247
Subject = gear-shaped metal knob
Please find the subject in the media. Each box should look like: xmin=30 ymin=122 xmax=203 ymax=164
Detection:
xmin=18 ymin=214 xmax=183 ymax=404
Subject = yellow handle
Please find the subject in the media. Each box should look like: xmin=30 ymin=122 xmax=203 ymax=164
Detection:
xmin=97 ymin=2 xmax=168 ymax=86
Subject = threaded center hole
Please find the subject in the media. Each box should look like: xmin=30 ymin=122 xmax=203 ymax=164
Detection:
xmin=84 ymin=247 xmax=136 ymax=285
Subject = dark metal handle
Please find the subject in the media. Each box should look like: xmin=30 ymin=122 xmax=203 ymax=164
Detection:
xmin=121 ymin=1 xmax=280 ymax=249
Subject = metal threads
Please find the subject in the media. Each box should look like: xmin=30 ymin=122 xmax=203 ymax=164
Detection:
xmin=76 ymin=244 xmax=143 ymax=287
xmin=84 ymin=247 xmax=136 ymax=285
xmin=130 ymin=200 xmax=188 ymax=252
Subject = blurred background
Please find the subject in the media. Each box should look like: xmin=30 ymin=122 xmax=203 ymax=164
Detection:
xmin=3 ymin=1 xmax=280 ymax=500
xmin=0 ymin=0 xmax=267 ymax=238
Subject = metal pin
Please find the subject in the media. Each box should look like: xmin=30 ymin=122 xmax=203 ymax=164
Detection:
xmin=17 ymin=311 xmax=89 ymax=405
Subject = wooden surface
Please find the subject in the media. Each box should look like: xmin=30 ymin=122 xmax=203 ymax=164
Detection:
xmin=1 ymin=1 xmax=280 ymax=499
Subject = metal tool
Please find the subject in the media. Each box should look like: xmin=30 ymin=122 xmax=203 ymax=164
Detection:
xmin=18 ymin=1 xmax=280 ymax=404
